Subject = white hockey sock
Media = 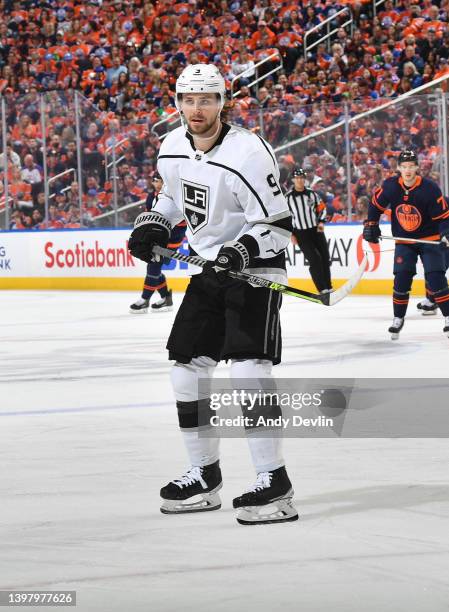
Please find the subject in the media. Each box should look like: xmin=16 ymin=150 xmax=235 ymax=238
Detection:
xmin=171 ymin=356 xmax=220 ymax=468
xmin=181 ymin=431 xmax=220 ymax=468
xmin=246 ymin=434 xmax=284 ymax=473
xmin=230 ymin=359 xmax=285 ymax=474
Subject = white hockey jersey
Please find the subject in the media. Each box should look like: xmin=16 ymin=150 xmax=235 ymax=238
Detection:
xmin=153 ymin=123 xmax=292 ymax=275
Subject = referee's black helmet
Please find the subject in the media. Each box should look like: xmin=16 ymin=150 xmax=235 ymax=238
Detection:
xmin=292 ymin=167 xmax=306 ymax=178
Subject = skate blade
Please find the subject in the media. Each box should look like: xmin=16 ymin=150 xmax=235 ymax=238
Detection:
xmin=129 ymin=308 xmax=149 ymax=314
xmin=421 ymin=310 xmax=437 ymax=316
xmin=390 ymin=333 xmax=400 ymax=341
xmin=151 ymin=306 xmax=173 ymax=313
xmin=237 ymin=513 xmax=299 ymax=525
xmin=236 ymin=497 xmax=298 ymax=525
xmin=160 ymin=489 xmax=222 ymax=514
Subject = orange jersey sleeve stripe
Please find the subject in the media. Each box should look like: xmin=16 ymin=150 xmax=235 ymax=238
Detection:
xmin=432 ymin=210 xmax=449 ymax=221
xmin=422 ymin=234 xmax=443 ymax=241
xmin=372 ymin=188 xmax=386 ymax=211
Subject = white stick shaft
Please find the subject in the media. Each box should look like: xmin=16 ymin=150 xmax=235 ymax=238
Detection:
xmin=381 ymin=235 xmax=443 ymax=246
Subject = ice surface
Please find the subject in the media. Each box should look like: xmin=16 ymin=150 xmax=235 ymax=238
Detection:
xmin=1 ymin=291 xmax=448 ymax=612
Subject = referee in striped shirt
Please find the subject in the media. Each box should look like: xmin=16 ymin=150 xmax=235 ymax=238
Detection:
xmin=286 ymin=167 xmax=332 ymax=293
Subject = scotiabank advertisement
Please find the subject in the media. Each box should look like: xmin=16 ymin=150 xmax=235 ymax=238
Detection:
xmin=0 ymin=225 xmax=419 ymax=291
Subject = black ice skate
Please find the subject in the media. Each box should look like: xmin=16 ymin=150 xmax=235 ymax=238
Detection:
xmin=417 ymin=298 xmax=437 ymax=315
xmin=129 ymin=298 xmax=149 ymax=314
xmin=233 ymin=466 xmax=298 ymax=525
xmin=388 ymin=317 xmax=404 ymax=340
xmin=160 ymin=460 xmax=222 ymax=514
xmin=151 ymin=290 xmax=173 ymax=312
xmin=444 ymin=317 xmax=449 ymax=338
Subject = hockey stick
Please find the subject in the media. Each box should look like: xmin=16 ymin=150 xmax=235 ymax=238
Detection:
xmin=152 ymin=245 xmax=367 ymax=306
xmin=380 ymin=235 xmax=447 ymax=246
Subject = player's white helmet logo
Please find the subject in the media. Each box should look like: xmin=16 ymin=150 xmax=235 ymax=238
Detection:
xmin=175 ymin=63 xmax=226 ymax=112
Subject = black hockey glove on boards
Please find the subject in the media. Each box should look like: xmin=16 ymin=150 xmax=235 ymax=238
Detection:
xmin=128 ymin=212 xmax=170 ymax=263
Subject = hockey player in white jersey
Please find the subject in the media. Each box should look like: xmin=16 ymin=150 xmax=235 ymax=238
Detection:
xmin=128 ymin=64 xmax=298 ymax=525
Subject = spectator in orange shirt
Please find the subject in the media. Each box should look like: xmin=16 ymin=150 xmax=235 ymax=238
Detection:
xmin=433 ymin=57 xmax=449 ymax=81
xmin=121 ymin=173 xmax=144 ymax=206
xmin=46 ymin=203 xmax=65 ymax=228
xmin=250 ymin=20 xmax=277 ymax=49
xmin=10 ymin=115 xmax=40 ymax=147
xmin=9 ymin=210 xmax=25 ymax=230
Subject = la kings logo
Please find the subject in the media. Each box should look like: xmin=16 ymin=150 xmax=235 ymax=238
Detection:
xmin=181 ymin=179 xmax=209 ymax=234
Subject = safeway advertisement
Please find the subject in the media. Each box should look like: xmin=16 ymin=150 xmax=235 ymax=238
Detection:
xmin=0 ymin=225 xmax=424 ymax=281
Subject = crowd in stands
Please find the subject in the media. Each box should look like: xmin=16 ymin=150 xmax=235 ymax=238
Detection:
xmin=1 ymin=0 xmax=449 ymax=229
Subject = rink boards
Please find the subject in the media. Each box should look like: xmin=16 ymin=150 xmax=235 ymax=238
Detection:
xmin=0 ymin=224 xmax=426 ymax=294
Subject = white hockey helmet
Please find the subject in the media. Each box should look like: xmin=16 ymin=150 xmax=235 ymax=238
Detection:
xmin=175 ymin=63 xmax=226 ymax=112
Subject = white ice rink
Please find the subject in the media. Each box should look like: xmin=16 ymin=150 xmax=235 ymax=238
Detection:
xmin=1 ymin=290 xmax=449 ymax=612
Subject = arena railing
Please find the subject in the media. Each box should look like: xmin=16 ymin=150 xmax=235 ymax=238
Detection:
xmin=230 ymin=50 xmax=283 ymax=98
xmin=274 ymin=73 xmax=449 ymax=219
xmin=104 ymin=138 xmax=130 ymax=183
xmin=303 ymin=7 xmax=353 ymax=59
xmin=1 ymin=96 xmax=9 ymax=230
xmin=276 ymin=69 xmax=449 ymax=157
xmin=2 ymin=76 xmax=449 ymax=230
xmin=0 ymin=197 xmax=13 ymax=229
xmin=373 ymin=0 xmax=398 ymax=17
xmin=151 ymin=51 xmax=283 ymax=141
xmin=48 ymin=169 xmax=76 ymax=197
xmin=91 ymin=198 xmax=146 ymax=228
xmin=151 ymin=112 xmax=182 ymax=140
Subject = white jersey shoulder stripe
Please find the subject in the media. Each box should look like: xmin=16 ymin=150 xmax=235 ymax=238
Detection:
xmin=206 ymin=160 xmax=269 ymax=217
xmin=228 ymin=124 xmax=277 ymax=170
xmin=256 ymin=134 xmax=277 ymax=168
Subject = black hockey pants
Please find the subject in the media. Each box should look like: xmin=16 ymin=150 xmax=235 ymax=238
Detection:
xmin=293 ymin=228 xmax=332 ymax=292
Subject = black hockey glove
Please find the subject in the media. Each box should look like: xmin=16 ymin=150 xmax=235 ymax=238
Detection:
xmin=363 ymin=220 xmax=381 ymax=244
xmin=128 ymin=212 xmax=171 ymax=263
xmin=204 ymin=240 xmax=255 ymax=284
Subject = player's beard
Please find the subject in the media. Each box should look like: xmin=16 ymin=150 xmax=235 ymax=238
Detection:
xmin=186 ymin=113 xmax=220 ymax=137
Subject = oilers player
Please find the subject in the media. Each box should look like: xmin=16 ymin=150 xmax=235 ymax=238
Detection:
xmin=129 ymin=174 xmax=187 ymax=313
xmin=128 ymin=64 xmax=297 ymax=525
xmin=363 ymin=150 xmax=449 ymax=339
